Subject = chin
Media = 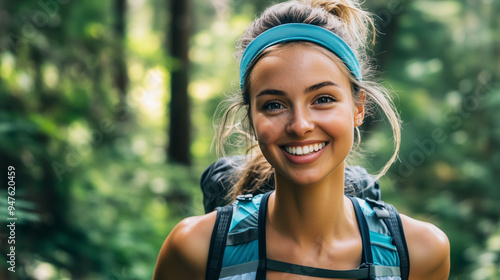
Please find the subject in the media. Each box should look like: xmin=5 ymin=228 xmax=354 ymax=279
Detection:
xmin=277 ymin=171 xmax=329 ymax=187
xmin=277 ymin=160 xmax=346 ymax=187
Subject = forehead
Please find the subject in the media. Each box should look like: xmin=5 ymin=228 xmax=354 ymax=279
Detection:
xmin=248 ymin=43 xmax=352 ymax=94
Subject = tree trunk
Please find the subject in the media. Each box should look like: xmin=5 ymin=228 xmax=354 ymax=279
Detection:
xmin=114 ymin=0 xmax=128 ymax=113
xmin=362 ymin=2 xmax=406 ymax=132
xmin=167 ymin=0 xmax=191 ymax=165
xmin=371 ymin=0 xmax=406 ymax=72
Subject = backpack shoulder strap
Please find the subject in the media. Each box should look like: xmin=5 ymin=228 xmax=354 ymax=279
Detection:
xmin=206 ymin=205 xmax=233 ymax=280
xmin=383 ymin=203 xmax=410 ymax=280
xmin=366 ymin=198 xmax=410 ymax=280
xmin=349 ymin=196 xmax=374 ymax=266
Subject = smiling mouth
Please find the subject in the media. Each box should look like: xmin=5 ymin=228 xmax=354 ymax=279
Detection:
xmin=282 ymin=142 xmax=327 ymax=156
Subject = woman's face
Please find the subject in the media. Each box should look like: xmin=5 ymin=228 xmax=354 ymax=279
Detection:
xmin=249 ymin=44 xmax=364 ymax=186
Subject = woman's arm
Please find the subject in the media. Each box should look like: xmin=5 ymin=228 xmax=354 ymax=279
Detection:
xmin=401 ymin=214 xmax=450 ymax=280
xmin=153 ymin=212 xmax=217 ymax=280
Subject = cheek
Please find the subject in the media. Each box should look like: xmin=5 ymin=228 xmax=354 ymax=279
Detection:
xmin=317 ymin=110 xmax=354 ymax=137
xmin=258 ymin=131 xmax=273 ymax=145
xmin=253 ymin=115 xmax=281 ymax=145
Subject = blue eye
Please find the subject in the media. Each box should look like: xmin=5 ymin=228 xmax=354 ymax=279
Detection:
xmin=263 ymin=102 xmax=285 ymax=111
xmin=315 ymin=96 xmax=335 ymax=104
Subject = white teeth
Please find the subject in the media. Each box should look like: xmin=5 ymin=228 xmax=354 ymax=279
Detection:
xmin=284 ymin=142 xmax=326 ymax=156
xmin=303 ymin=146 xmax=310 ymax=154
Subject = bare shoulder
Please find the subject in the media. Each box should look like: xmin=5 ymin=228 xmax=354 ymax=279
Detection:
xmin=400 ymin=214 xmax=450 ymax=280
xmin=153 ymin=211 xmax=217 ymax=280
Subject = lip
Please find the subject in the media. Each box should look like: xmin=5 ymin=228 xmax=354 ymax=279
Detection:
xmin=280 ymin=142 xmax=329 ymax=165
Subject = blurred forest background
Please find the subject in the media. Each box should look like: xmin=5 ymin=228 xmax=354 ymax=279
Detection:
xmin=0 ymin=0 xmax=499 ymax=279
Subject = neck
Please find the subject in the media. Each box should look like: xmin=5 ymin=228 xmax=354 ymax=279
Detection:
xmin=268 ymin=164 xmax=356 ymax=247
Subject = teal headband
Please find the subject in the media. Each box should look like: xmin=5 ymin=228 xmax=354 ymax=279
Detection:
xmin=239 ymin=23 xmax=361 ymax=90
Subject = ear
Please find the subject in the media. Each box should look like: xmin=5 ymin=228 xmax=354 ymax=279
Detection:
xmin=354 ymin=90 xmax=366 ymax=127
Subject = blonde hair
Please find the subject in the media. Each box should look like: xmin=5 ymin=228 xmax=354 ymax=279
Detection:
xmin=215 ymin=0 xmax=401 ymax=202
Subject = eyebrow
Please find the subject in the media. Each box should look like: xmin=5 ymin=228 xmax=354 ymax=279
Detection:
xmin=255 ymin=89 xmax=285 ymax=97
xmin=255 ymin=81 xmax=340 ymax=97
xmin=306 ymin=81 xmax=340 ymax=93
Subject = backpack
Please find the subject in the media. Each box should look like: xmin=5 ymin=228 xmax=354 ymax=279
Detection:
xmin=200 ymin=156 xmax=410 ymax=280
xmin=200 ymin=156 xmax=382 ymax=213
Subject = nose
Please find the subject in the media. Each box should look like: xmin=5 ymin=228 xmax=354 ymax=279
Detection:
xmin=286 ymin=106 xmax=314 ymax=136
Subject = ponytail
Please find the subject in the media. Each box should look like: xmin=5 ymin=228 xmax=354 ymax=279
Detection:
xmin=306 ymin=0 xmax=375 ymax=47
xmin=224 ymin=152 xmax=275 ymax=202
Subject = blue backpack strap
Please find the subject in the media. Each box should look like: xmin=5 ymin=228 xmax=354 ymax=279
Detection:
xmin=383 ymin=203 xmax=410 ymax=280
xmin=206 ymin=205 xmax=233 ymax=280
xmin=349 ymin=196 xmax=374 ymax=267
xmin=256 ymin=191 xmax=272 ymax=280
xmin=366 ymin=198 xmax=410 ymax=280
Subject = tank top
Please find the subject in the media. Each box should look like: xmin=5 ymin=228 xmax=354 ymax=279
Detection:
xmin=217 ymin=192 xmax=402 ymax=280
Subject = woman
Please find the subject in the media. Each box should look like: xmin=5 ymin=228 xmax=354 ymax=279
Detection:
xmin=153 ymin=0 xmax=450 ymax=279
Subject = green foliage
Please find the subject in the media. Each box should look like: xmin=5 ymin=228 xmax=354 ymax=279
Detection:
xmin=364 ymin=1 xmax=500 ymax=278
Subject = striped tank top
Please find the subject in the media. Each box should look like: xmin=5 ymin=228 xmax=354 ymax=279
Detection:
xmin=216 ymin=192 xmax=402 ymax=280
